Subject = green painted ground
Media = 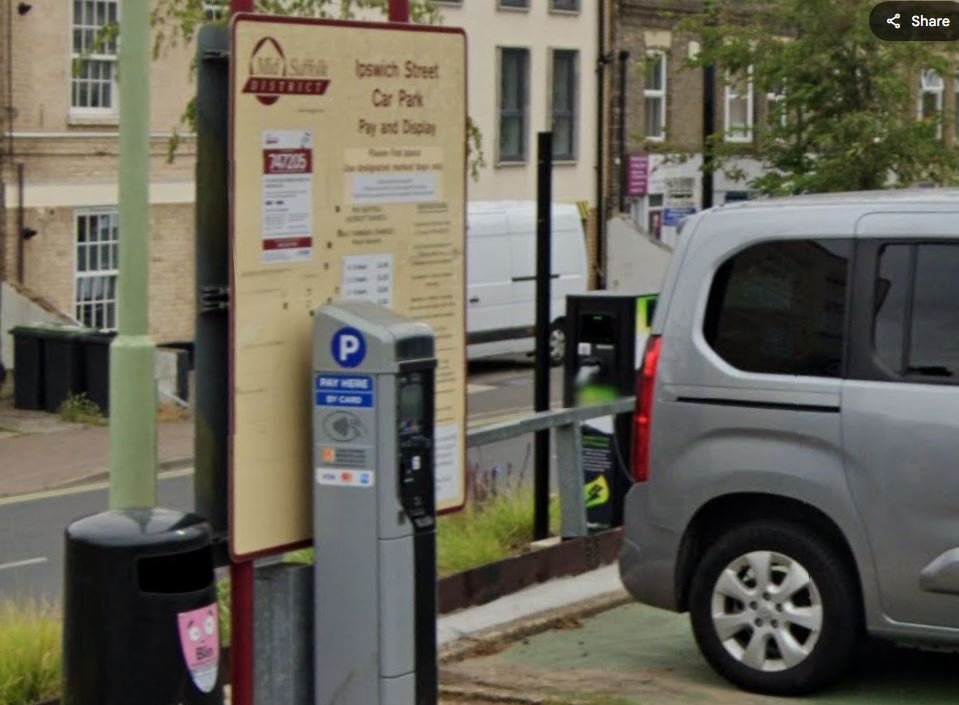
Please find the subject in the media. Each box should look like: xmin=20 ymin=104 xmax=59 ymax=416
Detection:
xmin=446 ymin=604 xmax=959 ymax=705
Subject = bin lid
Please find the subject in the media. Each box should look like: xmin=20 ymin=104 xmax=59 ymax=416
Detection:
xmin=12 ymin=324 xmax=92 ymax=339
xmin=66 ymin=508 xmax=211 ymax=550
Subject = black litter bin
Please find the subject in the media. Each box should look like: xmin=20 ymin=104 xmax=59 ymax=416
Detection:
xmin=11 ymin=326 xmax=44 ymax=410
xmin=34 ymin=326 xmax=86 ymax=413
xmin=63 ymin=509 xmax=224 ymax=705
xmin=80 ymin=331 xmax=115 ymax=413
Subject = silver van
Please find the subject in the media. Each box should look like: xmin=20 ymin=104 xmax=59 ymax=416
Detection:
xmin=619 ymin=191 xmax=959 ymax=695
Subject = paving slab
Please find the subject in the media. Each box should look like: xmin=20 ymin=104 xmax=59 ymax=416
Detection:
xmin=442 ymin=603 xmax=959 ymax=705
xmin=0 ymin=420 xmax=193 ymax=497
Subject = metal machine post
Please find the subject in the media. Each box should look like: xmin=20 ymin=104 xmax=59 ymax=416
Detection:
xmin=312 ymin=301 xmax=438 ymax=705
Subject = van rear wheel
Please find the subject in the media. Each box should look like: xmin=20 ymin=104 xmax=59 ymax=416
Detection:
xmin=689 ymin=521 xmax=859 ymax=695
xmin=549 ymin=320 xmax=566 ymax=367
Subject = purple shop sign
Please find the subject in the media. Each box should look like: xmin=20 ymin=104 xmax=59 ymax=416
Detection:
xmin=627 ymin=154 xmax=649 ymax=196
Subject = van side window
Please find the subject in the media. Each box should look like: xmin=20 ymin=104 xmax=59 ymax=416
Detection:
xmin=874 ymin=243 xmax=959 ymax=381
xmin=704 ymin=239 xmax=850 ymax=377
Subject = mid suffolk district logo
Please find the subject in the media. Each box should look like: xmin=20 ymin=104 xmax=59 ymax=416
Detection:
xmin=243 ymin=36 xmax=331 ymax=106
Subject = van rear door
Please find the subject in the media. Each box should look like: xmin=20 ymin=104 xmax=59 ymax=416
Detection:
xmin=466 ymin=209 xmax=512 ymax=336
xmin=843 ymin=213 xmax=959 ymax=629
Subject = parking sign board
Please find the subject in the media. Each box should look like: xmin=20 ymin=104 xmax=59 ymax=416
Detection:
xmin=229 ymin=15 xmax=467 ymax=559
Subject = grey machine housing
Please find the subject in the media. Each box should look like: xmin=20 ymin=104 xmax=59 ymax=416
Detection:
xmin=312 ymin=300 xmax=437 ymax=705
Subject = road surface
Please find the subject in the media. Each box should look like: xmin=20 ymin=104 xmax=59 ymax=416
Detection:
xmin=0 ymin=470 xmax=193 ymax=601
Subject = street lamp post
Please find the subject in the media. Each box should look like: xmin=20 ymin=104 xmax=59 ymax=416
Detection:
xmin=109 ymin=0 xmax=156 ymax=510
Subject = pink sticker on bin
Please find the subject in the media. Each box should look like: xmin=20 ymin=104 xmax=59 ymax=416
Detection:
xmin=177 ymin=604 xmax=220 ymax=693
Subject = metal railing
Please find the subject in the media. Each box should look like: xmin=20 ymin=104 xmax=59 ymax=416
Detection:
xmin=466 ymin=397 xmax=636 ymax=538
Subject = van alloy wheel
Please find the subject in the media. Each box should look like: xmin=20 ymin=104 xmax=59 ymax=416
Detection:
xmin=710 ymin=551 xmax=823 ymax=672
xmin=689 ymin=521 xmax=860 ymax=695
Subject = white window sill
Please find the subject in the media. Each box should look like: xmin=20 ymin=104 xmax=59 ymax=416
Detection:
xmin=497 ymin=5 xmax=531 ymax=12
xmin=549 ymin=8 xmax=581 ymax=16
xmin=496 ymin=159 xmax=528 ymax=168
xmin=68 ymin=112 xmax=119 ymax=128
xmin=552 ymin=158 xmax=578 ymax=166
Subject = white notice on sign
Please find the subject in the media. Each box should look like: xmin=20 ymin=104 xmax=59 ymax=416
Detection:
xmin=434 ymin=423 xmax=461 ymax=508
xmin=341 ymin=253 xmax=394 ymax=308
xmin=351 ymin=172 xmax=438 ymax=204
xmin=262 ymin=129 xmax=314 ymax=263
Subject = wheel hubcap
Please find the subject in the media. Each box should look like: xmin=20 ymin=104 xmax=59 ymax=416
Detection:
xmin=550 ymin=328 xmax=565 ymax=362
xmin=710 ymin=550 xmax=823 ymax=672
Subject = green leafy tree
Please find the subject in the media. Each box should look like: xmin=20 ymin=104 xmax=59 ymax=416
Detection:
xmin=682 ymin=0 xmax=959 ymax=194
xmin=151 ymin=0 xmax=486 ymax=177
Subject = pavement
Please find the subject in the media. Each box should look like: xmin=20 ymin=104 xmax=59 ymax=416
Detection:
xmin=440 ymin=574 xmax=959 ymax=705
xmin=0 ymin=410 xmax=193 ymax=497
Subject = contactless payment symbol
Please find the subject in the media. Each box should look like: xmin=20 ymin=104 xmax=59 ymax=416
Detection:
xmin=331 ymin=327 xmax=366 ymax=368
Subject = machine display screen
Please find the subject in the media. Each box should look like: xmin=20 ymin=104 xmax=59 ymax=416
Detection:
xmin=581 ymin=314 xmax=616 ymax=344
xmin=399 ymin=380 xmax=425 ymax=432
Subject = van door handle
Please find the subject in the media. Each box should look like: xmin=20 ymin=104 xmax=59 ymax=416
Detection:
xmin=469 ymin=297 xmax=480 ymax=303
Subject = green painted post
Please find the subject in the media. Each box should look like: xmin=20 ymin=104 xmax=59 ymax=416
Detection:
xmin=109 ymin=0 xmax=156 ymax=509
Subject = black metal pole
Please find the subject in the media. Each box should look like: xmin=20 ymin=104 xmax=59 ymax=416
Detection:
xmin=617 ymin=50 xmax=629 ymax=214
xmin=702 ymin=64 xmax=715 ymax=210
xmin=702 ymin=1 xmax=718 ymax=210
xmin=534 ymin=131 xmax=553 ymax=542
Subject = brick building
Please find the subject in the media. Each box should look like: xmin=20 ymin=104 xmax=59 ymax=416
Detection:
xmin=0 ymin=0 xmax=198 ymax=347
xmin=608 ymin=1 xmax=959 ymax=248
xmin=1 ymin=1 xmax=609 ymax=348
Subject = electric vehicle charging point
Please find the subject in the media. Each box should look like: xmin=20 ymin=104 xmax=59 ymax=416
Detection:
xmin=563 ymin=293 xmax=657 ymax=530
xmin=312 ymin=300 xmax=438 ymax=705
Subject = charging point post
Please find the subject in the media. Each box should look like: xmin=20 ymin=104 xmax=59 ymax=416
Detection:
xmin=563 ymin=292 xmax=658 ymax=530
xmin=312 ymin=301 xmax=438 ymax=705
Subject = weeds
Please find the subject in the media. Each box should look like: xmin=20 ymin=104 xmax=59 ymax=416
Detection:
xmin=437 ymin=490 xmax=557 ymax=576
xmin=56 ymin=393 xmax=105 ymax=426
xmin=0 ymin=601 xmax=61 ymax=705
xmin=286 ymin=490 xmax=558 ymax=576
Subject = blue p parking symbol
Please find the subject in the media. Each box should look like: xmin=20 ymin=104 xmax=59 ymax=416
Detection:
xmin=331 ymin=327 xmax=366 ymax=368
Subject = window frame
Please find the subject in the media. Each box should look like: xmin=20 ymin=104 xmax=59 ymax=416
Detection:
xmin=643 ymin=51 xmax=667 ymax=142
xmin=497 ymin=47 xmax=530 ymax=164
xmin=550 ymin=0 xmax=580 ymax=12
xmin=765 ymin=85 xmax=787 ymax=129
xmin=724 ymin=68 xmax=754 ymax=143
xmin=550 ymin=49 xmax=579 ymax=161
xmin=70 ymin=0 xmax=120 ymax=117
xmin=918 ymin=69 xmax=944 ymax=139
xmin=848 ymin=238 xmax=959 ymax=386
xmin=498 ymin=0 xmax=529 ymax=10
xmin=74 ymin=207 xmax=120 ymax=331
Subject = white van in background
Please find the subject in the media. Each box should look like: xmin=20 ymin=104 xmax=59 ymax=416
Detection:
xmin=466 ymin=201 xmax=589 ymax=366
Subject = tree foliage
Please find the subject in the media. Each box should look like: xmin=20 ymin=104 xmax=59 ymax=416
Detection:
xmin=682 ymin=0 xmax=959 ymax=194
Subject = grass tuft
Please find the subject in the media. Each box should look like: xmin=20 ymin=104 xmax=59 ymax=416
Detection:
xmin=56 ymin=393 xmax=106 ymax=426
xmin=286 ymin=490 xmax=559 ymax=577
xmin=0 ymin=601 xmax=61 ymax=705
xmin=437 ymin=490 xmax=559 ymax=576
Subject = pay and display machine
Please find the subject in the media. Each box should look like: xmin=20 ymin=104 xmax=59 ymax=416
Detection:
xmin=312 ymin=301 xmax=438 ymax=705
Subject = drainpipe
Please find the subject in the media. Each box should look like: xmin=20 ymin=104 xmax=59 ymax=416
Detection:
xmin=595 ymin=0 xmax=608 ymax=288
xmin=618 ymin=50 xmax=629 ymax=214
xmin=15 ymin=162 xmax=22 ymax=283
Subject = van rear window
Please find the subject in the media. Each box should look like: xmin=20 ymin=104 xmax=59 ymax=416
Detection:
xmin=703 ymin=239 xmax=851 ymax=377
